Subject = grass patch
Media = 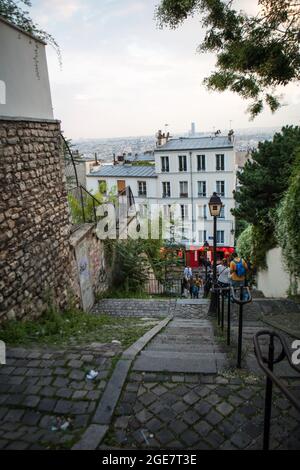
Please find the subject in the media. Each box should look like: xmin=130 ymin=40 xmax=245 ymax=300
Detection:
xmin=0 ymin=307 xmax=158 ymax=348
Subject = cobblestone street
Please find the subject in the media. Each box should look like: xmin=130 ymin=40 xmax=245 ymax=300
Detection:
xmin=0 ymin=298 xmax=300 ymax=450
xmin=0 ymin=343 xmax=122 ymax=449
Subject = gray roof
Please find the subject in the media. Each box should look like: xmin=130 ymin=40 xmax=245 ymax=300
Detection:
xmin=155 ymin=136 xmax=234 ymax=152
xmin=87 ymin=165 xmax=157 ymax=178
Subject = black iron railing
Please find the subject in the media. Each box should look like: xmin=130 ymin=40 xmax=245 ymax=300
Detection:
xmin=68 ymin=185 xmax=101 ymax=225
xmin=253 ymin=330 xmax=300 ymax=450
xmin=214 ymin=285 xmax=252 ymax=367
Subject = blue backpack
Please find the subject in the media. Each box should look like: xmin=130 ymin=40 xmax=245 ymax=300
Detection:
xmin=235 ymin=259 xmax=246 ymax=277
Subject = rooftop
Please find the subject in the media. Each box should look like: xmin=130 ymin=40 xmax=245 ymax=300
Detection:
xmin=156 ymin=135 xmax=234 ymax=152
xmin=87 ymin=165 xmax=157 ymax=178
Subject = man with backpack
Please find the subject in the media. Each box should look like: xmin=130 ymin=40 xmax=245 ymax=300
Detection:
xmin=230 ymin=252 xmax=248 ymax=288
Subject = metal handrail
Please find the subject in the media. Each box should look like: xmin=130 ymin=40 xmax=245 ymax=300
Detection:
xmin=253 ymin=330 xmax=300 ymax=450
xmin=230 ymin=286 xmax=252 ymax=305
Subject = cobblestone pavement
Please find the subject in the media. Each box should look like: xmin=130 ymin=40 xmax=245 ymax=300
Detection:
xmin=101 ymin=372 xmax=300 ymax=450
xmin=100 ymin=298 xmax=300 ymax=450
xmin=0 ymin=343 xmax=122 ymax=449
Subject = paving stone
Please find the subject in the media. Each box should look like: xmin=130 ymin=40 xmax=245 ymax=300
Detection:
xmin=169 ymin=419 xmax=188 ymax=435
xmin=206 ymin=409 xmax=223 ymax=426
xmin=72 ymin=390 xmax=88 ymax=400
xmin=182 ymin=409 xmax=200 ymax=425
xmin=4 ymin=409 xmax=25 ymax=422
xmin=194 ymin=421 xmax=212 ymax=436
xmin=216 ymin=402 xmax=234 ymax=416
xmin=206 ymin=393 xmax=222 ymax=405
xmin=152 ymin=385 xmax=168 ymax=396
xmin=23 ymin=395 xmax=40 ymax=408
xmin=231 ymin=431 xmax=253 ymax=449
xmin=139 ymin=392 xmax=156 ymax=406
xmin=194 ymin=400 xmax=212 ymax=416
xmin=183 ymin=391 xmax=199 ymax=405
xmin=56 ymin=388 xmax=73 ymax=399
xmin=38 ymin=398 xmax=57 ymax=413
xmin=5 ymin=441 xmax=29 ymax=450
xmin=206 ymin=430 xmax=225 ymax=447
xmin=146 ymin=417 xmax=164 ymax=433
xmin=155 ymin=428 xmax=175 ymax=445
xmin=180 ymin=429 xmax=200 ymax=446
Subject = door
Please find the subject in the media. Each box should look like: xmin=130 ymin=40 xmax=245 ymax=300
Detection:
xmin=117 ymin=180 xmax=126 ymax=193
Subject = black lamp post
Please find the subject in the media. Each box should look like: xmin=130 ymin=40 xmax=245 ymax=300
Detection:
xmin=208 ymin=192 xmax=223 ymax=314
xmin=203 ymin=240 xmax=210 ymax=281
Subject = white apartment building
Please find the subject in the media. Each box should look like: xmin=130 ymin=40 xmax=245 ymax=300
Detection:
xmin=86 ymin=134 xmax=236 ymax=258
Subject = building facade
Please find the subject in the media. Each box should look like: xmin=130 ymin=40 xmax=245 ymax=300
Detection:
xmin=86 ymin=134 xmax=236 ymax=260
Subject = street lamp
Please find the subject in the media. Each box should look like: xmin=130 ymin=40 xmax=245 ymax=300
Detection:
xmin=208 ymin=192 xmax=223 ymax=314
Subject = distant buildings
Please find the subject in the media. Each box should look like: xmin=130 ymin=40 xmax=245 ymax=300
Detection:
xmin=86 ymin=131 xmax=237 ymax=265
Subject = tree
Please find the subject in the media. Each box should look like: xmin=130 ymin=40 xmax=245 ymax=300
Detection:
xmin=276 ymin=150 xmax=300 ymax=291
xmin=233 ymin=126 xmax=300 ymax=226
xmin=233 ymin=126 xmax=300 ymax=267
xmin=155 ymin=0 xmax=300 ymax=117
xmin=0 ymin=0 xmax=60 ymax=63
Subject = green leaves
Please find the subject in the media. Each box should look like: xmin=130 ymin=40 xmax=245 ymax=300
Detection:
xmin=155 ymin=0 xmax=300 ymax=117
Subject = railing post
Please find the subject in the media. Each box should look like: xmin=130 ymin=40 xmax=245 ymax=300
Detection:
xmin=221 ymin=290 xmax=225 ymax=331
xmin=237 ymin=286 xmax=243 ymax=369
xmin=92 ymin=198 xmax=96 ymax=222
xmin=263 ymin=335 xmax=275 ymax=451
xmin=227 ymin=287 xmax=231 ymax=345
xmin=217 ymin=288 xmax=220 ymax=326
xmin=80 ymin=186 xmax=85 ymax=223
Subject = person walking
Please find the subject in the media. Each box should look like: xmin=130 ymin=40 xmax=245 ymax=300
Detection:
xmin=217 ymin=258 xmax=230 ymax=288
xmin=230 ymin=251 xmax=248 ymax=289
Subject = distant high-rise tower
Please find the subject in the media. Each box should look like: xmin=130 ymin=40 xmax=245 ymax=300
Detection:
xmin=191 ymin=122 xmax=196 ymax=136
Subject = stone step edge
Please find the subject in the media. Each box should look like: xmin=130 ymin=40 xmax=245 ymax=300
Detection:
xmin=72 ymin=315 xmax=172 ymax=451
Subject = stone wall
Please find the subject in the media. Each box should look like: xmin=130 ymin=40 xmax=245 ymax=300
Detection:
xmin=0 ymin=118 xmax=71 ymax=321
xmin=69 ymin=224 xmax=109 ymax=311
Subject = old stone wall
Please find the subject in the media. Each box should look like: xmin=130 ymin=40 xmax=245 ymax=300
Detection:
xmin=69 ymin=224 xmax=109 ymax=311
xmin=0 ymin=118 xmax=71 ymax=321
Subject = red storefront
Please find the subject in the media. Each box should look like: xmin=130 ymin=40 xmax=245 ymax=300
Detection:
xmin=185 ymin=245 xmax=235 ymax=268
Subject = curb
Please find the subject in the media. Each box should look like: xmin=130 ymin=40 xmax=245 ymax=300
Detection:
xmin=72 ymin=315 xmax=172 ymax=450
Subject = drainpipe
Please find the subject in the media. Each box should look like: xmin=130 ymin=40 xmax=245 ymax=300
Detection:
xmin=189 ymin=151 xmax=195 ymax=242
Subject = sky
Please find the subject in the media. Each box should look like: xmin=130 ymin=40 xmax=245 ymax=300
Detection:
xmin=30 ymin=0 xmax=300 ymax=139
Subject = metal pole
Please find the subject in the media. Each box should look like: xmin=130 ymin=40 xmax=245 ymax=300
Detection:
xmin=237 ymin=286 xmax=243 ymax=368
xmin=227 ymin=288 xmax=231 ymax=345
xmin=217 ymin=289 xmax=220 ymax=325
xmin=263 ymin=335 xmax=274 ymax=450
xmin=221 ymin=290 xmax=225 ymax=331
xmin=208 ymin=216 xmax=218 ymax=314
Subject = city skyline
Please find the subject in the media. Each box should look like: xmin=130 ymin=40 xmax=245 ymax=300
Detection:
xmin=30 ymin=0 xmax=300 ymax=139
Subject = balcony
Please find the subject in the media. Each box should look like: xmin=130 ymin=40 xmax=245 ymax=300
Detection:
xmin=180 ymin=192 xmax=188 ymax=198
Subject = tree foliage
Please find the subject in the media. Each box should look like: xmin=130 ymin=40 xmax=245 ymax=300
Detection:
xmin=155 ymin=0 xmax=300 ymax=117
xmin=233 ymin=126 xmax=300 ymax=228
xmin=233 ymin=126 xmax=300 ymax=269
xmin=276 ymin=150 xmax=300 ymax=290
xmin=0 ymin=0 xmax=61 ymax=63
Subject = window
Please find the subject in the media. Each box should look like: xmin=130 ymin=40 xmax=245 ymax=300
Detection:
xmin=198 ymin=181 xmax=206 ymax=197
xmin=163 ymin=205 xmax=171 ymax=218
xmin=138 ymin=181 xmax=147 ymax=196
xmin=162 ymin=181 xmax=171 ymax=198
xmin=178 ymin=155 xmax=187 ymax=172
xmin=216 ymin=180 xmax=225 ymax=197
xmin=180 ymin=204 xmax=188 ymax=219
xmin=197 ymin=155 xmax=206 ymax=171
xmin=139 ymin=204 xmax=148 ymax=217
xmin=98 ymin=180 xmax=107 ymax=194
xmin=217 ymin=230 xmax=224 ymax=244
xmin=216 ymin=154 xmax=225 ymax=171
xmin=198 ymin=230 xmax=207 ymax=244
xmin=179 ymin=181 xmax=188 ymax=198
xmin=219 ymin=206 xmax=225 ymax=219
xmin=161 ymin=156 xmax=169 ymax=172
xmin=197 ymin=204 xmax=207 ymax=219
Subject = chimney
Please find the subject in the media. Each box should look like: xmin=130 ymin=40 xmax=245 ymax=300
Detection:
xmin=228 ymin=129 xmax=234 ymax=143
xmin=191 ymin=122 xmax=196 ymax=136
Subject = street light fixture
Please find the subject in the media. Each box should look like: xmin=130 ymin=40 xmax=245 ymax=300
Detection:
xmin=208 ymin=192 xmax=223 ymax=314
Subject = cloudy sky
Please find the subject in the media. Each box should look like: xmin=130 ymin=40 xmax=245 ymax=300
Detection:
xmin=30 ymin=0 xmax=300 ymax=139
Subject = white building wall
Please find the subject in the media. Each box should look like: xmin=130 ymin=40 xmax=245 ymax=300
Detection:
xmin=0 ymin=18 xmax=53 ymax=119
xmin=155 ymin=148 xmax=235 ymax=246
xmin=257 ymin=247 xmax=299 ymax=298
